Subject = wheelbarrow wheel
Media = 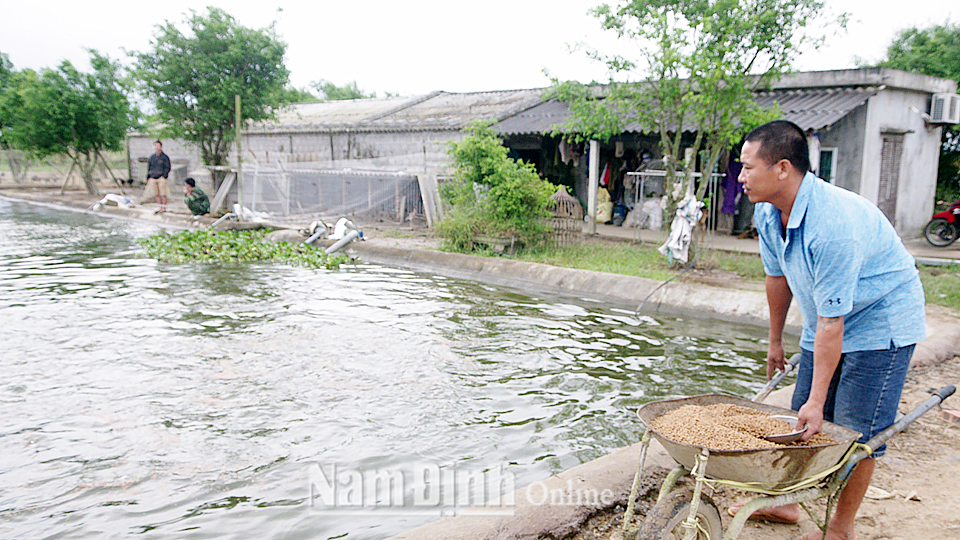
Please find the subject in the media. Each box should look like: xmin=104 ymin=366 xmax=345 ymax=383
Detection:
xmin=637 ymin=487 xmax=722 ymax=540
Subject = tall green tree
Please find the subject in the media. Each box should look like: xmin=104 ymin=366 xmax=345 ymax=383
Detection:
xmin=133 ymin=7 xmax=289 ymax=170
xmin=0 ymin=50 xmax=28 ymax=182
xmin=876 ymin=23 xmax=960 ymax=204
xmin=550 ymin=0 xmax=838 ymax=213
xmin=0 ymin=51 xmax=135 ymax=194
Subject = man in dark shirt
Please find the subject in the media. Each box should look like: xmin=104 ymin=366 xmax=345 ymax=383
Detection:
xmin=145 ymin=140 xmax=171 ymax=213
xmin=183 ymin=178 xmax=210 ymax=216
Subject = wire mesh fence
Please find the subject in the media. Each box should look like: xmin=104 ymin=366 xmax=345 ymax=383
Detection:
xmin=242 ymin=163 xmax=424 ymax=223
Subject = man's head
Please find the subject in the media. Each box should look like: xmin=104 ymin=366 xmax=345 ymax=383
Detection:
xmin=738 ymin=120 xmax=809 ymax=206
xmin=183 ymin=177 xmax=195 ymax=193
xmin=154 ymin=140 xmax=163 ymax=154
xmin=743 ymin=120 xmax=810 ymax=174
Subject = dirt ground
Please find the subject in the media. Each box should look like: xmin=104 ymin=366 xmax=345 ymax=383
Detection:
xmin=572 ymin=354 xmax=960 ymax=540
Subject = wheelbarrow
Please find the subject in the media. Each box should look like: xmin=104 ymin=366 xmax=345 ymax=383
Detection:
xmin=619 ymin=355 xmax=956 ymax=540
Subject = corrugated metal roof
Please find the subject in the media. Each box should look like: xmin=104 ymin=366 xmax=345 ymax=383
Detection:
xmin=495 ymin=86 xmax=879 ymax=136
xmin=247 ymin=89 xmax=544 ymax=133
xmin=364 ymin=89 xmax=543 ymax=131
xmin=494 ymin=100 xmax=572 ymax=135
xmin=755 ymin=87 xmax=879 ymax=131
xmin=249 ymin=95 xmax=420 ymax=132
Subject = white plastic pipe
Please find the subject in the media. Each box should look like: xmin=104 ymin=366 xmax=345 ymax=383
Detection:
xmin=324 ymin=229 xmax=360 ymax=255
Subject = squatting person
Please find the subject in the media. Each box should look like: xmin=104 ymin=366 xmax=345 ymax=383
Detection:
xmin=183 ymin=178 xmax=210 ymax=216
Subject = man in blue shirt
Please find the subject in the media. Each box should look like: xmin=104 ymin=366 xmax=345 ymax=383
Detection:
xmin=729 ymin=120 xmax=926 ymax=540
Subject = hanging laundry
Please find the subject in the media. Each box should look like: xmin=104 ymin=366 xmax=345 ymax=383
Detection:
xmin=658 ymin=194 xmax=703 ymax=264
xmin=559 ymin=140 xmax=572 ymax=165
xmin=600 ymin=163 xmax=610 ymax=187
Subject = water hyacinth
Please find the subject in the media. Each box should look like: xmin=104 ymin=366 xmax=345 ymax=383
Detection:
xmin=138 ymin=229 xmax=349 ymax=269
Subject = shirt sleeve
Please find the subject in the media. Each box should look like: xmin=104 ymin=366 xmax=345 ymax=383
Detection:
xmin=755 ymin=205 xmax=783 ymax=277
xmin=160 ymin=155 xmax=171 ymax=178
xmin=811 ymin=237 xmax=860 ymax=318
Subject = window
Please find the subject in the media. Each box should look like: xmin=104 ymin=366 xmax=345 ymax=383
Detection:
xmin=818 ymin=147 xmax=837 ymax=184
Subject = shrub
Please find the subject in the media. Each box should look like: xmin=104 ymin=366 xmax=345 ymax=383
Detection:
xmin=438 ymin=120 xmax=557 ymax=252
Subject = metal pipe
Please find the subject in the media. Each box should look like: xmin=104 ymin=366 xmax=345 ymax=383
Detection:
xmin=752 ymin=353 xmax=802 ymax=403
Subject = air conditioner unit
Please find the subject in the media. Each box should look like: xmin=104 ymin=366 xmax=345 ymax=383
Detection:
xmin=930 ymin=93 xmax=960 ymax=124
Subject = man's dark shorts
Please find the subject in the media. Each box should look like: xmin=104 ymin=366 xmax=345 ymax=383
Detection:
xmin=791 ymin=343 xmax=914 ymax=458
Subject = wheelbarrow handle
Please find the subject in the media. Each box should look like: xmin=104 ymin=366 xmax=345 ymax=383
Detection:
xmin=833 ymin=385 xmax=956 ymax=483
xmin=865 ymin=384 xmax=956 ymax=454
xmin=752 ymin=353 xmax=802 ymax=403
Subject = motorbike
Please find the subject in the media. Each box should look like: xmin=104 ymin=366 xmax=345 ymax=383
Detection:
xmin=924 ymin=199 xmax=960 ymax=247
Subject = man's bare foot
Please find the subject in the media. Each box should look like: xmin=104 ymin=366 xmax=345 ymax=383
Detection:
xmin=727 ymin=499 xmax=800 ymax=524
xmin=796 ymin=530 xmax=857 ymax=540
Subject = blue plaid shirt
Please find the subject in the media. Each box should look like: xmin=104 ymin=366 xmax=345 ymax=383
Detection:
xmin=756 ymin=172 xmax=926 ymax=352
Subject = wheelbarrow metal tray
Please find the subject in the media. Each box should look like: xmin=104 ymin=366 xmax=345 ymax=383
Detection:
xmin=637 ymin=394 xmax=861 ymax=490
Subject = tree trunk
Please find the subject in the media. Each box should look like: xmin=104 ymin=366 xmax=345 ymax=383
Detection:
xmin=2 ymin=148 xmax=30 ymax=183
xmin=69 ymin=152 xmax=100 ymax=195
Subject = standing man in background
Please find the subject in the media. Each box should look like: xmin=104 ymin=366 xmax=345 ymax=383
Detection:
xmin=145 ymin=140 xmax=170 ymax=213
xmin=729 ymin=120 xmax=926 ymax=540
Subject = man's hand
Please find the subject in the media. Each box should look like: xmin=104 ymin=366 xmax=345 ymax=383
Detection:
xmin=796 ymin=399 xmax=825 ymax=441
xmin=766 ymin=342 xmax=787 ymax=380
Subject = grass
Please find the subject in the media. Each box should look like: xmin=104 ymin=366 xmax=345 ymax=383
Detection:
xmin=919 ymin=264 xmax=960 ymax=309
xmin=514 ymin=241 xmax=764 ymax=283
xmin=507 ymin=239 xmax=960 ymax=311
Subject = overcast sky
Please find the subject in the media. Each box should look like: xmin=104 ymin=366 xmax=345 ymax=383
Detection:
xmin=1 ymin=0 xmax=955 ymax=97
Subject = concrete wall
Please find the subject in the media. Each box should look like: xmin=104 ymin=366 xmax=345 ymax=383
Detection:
xmin=816 ymin=87 xmax=945 ymax=238
xmin=128 ymin=137 xmax=203 ymax=184
xmin=821 ymin=105 xmax=867 ymax=194
xmin=860 ymin=88 xmax=943 ymax=236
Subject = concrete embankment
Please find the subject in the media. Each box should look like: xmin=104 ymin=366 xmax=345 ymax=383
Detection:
xmin=347 ymin=240 xmax=960 ymax=540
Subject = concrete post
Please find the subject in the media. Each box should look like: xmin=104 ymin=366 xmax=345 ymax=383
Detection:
xmin=587 ymin=140 xmax=600 ymax=235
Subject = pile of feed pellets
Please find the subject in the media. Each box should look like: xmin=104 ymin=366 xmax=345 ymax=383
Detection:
xmin=650 ymin=403 xmax=836 ymax=450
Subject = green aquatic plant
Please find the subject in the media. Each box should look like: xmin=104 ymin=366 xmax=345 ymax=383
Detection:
xmin=138 ymin=229 xmax=348 ymax=270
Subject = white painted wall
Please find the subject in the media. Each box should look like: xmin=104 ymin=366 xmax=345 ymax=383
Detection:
xmin=859 ymin=88 xmax=943 ymax=237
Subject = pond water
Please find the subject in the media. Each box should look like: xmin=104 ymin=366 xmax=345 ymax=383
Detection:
xmin=0 ymin=197 xmax=776 ymax=539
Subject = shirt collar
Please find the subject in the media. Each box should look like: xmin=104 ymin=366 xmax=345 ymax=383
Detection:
xmin=786 ymin=172 xmax=817 ymax=230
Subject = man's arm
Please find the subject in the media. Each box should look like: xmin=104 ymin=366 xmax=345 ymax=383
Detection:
xmin=765 ymin=275 xmax=793 ymax=379
xmin=160 ymin=154 xmax=171 ymax=178
xmin=796 ymin=315 xmax=844 ymax=440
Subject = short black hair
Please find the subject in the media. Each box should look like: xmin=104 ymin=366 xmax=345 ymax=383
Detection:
xmin=154 ymin=140 xmax=162 ymax=145
xmin=184 ymin=178 xmax=195 ymax=187
xmin=743 ymin=120 xmax=811 ymax=173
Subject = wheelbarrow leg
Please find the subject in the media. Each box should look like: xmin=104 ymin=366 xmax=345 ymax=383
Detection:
xmin=620 ymin=430 xmax=653 ymax=535
xmin=679 ymin=449 xmax=710 ymax=540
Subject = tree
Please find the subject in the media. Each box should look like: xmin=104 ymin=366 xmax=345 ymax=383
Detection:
xmin=0 ymin=51 xmax=135 ymax=194
xmin=0 ymin=50 xmax=31 ymax=183
xmin=279 ymin=85 xmax=320 ymax=103
xmin=312 ymin=80 xmax=376 ymax=101
xmin=550 ymin=0 xmax=838 ymax=217
xmin=876 ymin=23 xmax=960 ymax=206
xmin=133 ymin=7 xmax=289 ymax=171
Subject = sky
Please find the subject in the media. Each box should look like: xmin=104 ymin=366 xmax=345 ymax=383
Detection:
xmin=0 ymin=0 xmax=955 ymax=98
